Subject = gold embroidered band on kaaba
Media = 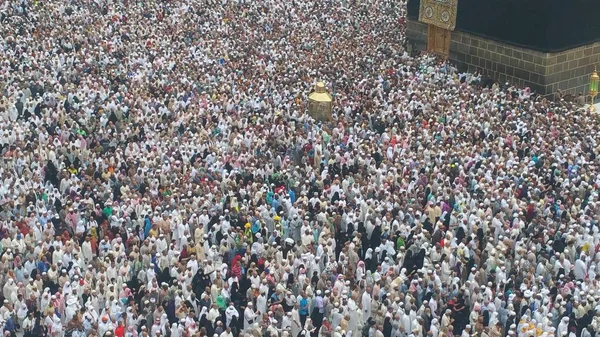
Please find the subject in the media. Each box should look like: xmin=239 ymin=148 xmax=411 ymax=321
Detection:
xmin=419 ymin=0 xmax=458 ymax=31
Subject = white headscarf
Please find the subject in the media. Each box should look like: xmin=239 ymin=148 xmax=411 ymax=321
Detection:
xmin=171 ymin=323 xmax=181 ymax=337
xmin=365 ymin=248 xmax=373 ymax=260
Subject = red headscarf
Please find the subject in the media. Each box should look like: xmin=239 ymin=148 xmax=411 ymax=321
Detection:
xmin=231 ymin=255 xmax=242 ymax=277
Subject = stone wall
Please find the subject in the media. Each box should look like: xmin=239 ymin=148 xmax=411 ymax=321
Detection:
xmin=407 ymin=20 xmax=600 ymax=96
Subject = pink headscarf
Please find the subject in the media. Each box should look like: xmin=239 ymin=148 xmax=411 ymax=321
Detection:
xmin=120 ymin=287 xmax=132 ymax=298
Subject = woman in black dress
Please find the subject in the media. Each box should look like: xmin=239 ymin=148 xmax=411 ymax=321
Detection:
xmin=452 ymin=294 xmax=469 ymax=336
xmin=383 ymin=316 xmax=393 ymax=337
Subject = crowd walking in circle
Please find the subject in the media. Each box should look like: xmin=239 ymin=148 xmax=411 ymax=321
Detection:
xmin=0 ymin=1 xmax=600 ymax=337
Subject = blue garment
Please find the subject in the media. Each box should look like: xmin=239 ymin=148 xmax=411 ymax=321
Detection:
xmin=100 ymin=242 xmax=111 ymax=253
xmin=288 ymin=189 xmax=296 ymax=204
xmin=271 ymin=198 xmax=280 ymax=210
xmin=315 ymin=296 xmax=324 ymax=313
xmin=39 ymin=215 xmax=50 ymax=225
xmin=566 ymin=301 xmax=573 ymax=316
xmin=251 ymin=220 xmax=260 ymax=234
xmin=144 ymin=217 xmax=152 ymax=238
xmin=37 ymin=261 xmax=49 ymax=274
xmin=14 ymin=267 xmax=24 ymax=282
xmin=4 ymin=317 xmax=15 ymax=332
xmin=313 ymin=228 xmax=320 ymax=243
xmin=299 ymin=297 xmax=309 ymax=315
xmin=416 ymin=286 xmax=424 ymax=305
xmin=568 ymin=164 xmax=579 ymax=178
xmin=282 ymin=220 xmax=290 ymax=238
xmin=270 ymin=292 xmax=280 ymax=304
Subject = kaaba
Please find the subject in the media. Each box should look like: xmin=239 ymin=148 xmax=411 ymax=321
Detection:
xmin=407 ymin=0 xmax=600 ymax=96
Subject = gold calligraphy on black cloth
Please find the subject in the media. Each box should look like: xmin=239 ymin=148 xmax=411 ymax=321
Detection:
xmin=418 ymin=0 xmax=458 ymax=31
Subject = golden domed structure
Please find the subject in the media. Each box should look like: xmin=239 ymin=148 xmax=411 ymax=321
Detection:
xmin=308 ymin=82 xmax=333 ymax=122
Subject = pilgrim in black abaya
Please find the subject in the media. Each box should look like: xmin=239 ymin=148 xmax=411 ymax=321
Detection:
xmin=452 ymin=295 xmax=469 ymax=336
xmin=383 ymin=316 xmax=393 ymax=337
xmin=44 ymin=160 xmax=59 ymax=188
xmin=310 ymin=305 xmax=324 ymax=333
xmin=230 ymin=282 xmax=242 ymax=306
xmin=402 ymin=250 xmax=414 ymax=274
xmin=365 ymin=249 xmax=378 ymax=273
xmin=455 ymin=226 xmax=466 ymax=245
xmin=199 ymin=310 xmax=214 ymax=337
xmin=231 ymin=312 xmax=243 ymax=336
xmin=370 ymin=223 xmax=382 ymax=248
xmin=413 ymin=249 xmax=426 ymax=272
xmin=165 ymin=299 xmax=177 ymax=324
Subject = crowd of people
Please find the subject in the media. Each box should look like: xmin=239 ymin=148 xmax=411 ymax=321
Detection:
xmin=1 ymin=1 xmax=600 ymax=337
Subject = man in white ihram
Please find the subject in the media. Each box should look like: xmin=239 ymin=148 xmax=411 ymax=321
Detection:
xmin=244 ymin=302 xmax=258 ymax=330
